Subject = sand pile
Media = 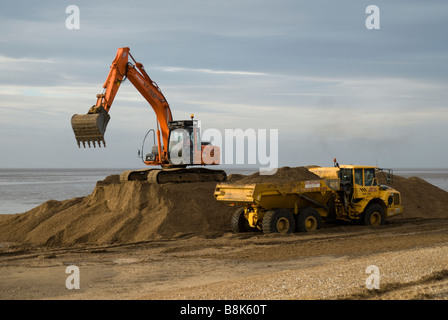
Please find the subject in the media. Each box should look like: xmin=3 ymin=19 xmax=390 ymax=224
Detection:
xmin=0 ymin=177 xmax=235 ymax=247
xmin=0 ymin=166 xmax=446 ymax=247
xmin=388 ymin=175 xmax=448 ymax=219
xmin=227 ymin=166 xmax=320 ymax=184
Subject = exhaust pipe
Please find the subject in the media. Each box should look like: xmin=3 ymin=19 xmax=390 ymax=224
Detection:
xmin=71 ymin=107 xmax=110 ymax=148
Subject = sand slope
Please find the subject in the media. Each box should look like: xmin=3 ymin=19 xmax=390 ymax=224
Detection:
xmin=389 ymin=175 xmax=448 ymax=219
xmin=0 ymin=177 xmax=234 ymax=246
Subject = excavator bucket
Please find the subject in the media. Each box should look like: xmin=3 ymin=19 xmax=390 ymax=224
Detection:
xmin=71 ymin=108 xmax=110 ymax=148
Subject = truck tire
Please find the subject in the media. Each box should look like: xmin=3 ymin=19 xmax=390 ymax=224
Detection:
xmin=231 ymin=208 xmax=256 ymax=233
xmin=362 ymin=204 xmax=385 ymax=226
xmin=262 ymin=209 xmax=295 ymax=234
xmin=296 ymin=207 xmax=322 ymax=232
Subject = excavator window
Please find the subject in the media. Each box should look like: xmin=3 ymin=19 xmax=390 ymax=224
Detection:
xmin=194 ymin=129 xmax=201 ymax=152
xmin=168 ymin=130 xmax=183 ymax=151
xmin=168 ymin=129 xmax=191 ymax=165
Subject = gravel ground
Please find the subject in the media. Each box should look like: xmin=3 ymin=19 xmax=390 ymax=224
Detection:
xmin=140 ymin=243 xmax=448 ymax=300
xmin=1 ymin=218 xmax=447 ymax=300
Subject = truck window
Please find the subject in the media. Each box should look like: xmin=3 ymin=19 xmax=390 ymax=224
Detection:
xmin=340 ymin=168 xmax=352 ymax=184
xmin=354 ymin=169 xmax=363 ymax=186
xmin=365 ymin=168 xmax=375 ymax=186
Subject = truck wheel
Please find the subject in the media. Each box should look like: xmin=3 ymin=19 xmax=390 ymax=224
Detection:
xmin=296 ymin=207 xmax=322 ymax=232
xmin=362 ymin=204 xmax=385 ymax=226
xmin=231 ymin=208 xmax=255 ymax=233
xmin=262 ymin=209 xmax=295 ymax=234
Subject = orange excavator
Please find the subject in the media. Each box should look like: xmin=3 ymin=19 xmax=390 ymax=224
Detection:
xmin=71 ymin=47 xmax=226 ymax=184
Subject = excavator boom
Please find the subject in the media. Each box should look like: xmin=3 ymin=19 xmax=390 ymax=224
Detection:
xmin=71 ymin=47 xmax=172 ymax=154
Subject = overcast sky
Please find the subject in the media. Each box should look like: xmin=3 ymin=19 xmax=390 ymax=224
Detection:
xmin=0 ymin=0 xmax=447 ymax=169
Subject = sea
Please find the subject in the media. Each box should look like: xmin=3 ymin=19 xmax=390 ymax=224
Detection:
xmin=1 ymin=167 xmax=448 ymax=215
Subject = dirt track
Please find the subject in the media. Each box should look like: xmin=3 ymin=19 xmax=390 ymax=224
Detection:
xmin=1 ymin=216 xmax=447 ymax=300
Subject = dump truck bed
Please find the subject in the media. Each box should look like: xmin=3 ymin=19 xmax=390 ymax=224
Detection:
xmin=214 ymin=179 xmax=340 ymax=210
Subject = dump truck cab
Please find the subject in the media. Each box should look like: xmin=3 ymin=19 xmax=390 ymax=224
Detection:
xmin=309 ymin=165 xmax=403 ymax=224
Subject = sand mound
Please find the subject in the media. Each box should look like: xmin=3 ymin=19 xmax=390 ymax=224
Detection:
xmin=389 ymin=175 xmax=448 ymax=219
xmin=0 ymin=167 xmax=446 ymax=247
xmin=227 ymin=166 xmax=320 ymax=184
xmin=0 ymin=178 xmax=235 ymax=247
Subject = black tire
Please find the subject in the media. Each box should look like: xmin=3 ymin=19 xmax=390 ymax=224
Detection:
xmin=231 ymin=208 xmax=256 ymax=233
xmin=362 ymin=203 xmax=385 ymax=226
xmin=296 ymin=207 xmax=323 ymax=232
xmin=262 ymin=209 xmax=295 ymax=234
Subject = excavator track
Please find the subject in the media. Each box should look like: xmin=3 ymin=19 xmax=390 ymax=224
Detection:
xmin=119 ymin=168 xmax=227 ymax=184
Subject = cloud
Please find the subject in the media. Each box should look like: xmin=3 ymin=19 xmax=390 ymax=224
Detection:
xmin=157 ymin=66 xmax=266 ymax=76
xmin=0 ymin=1 xmax=447 ymax=168
xmin=0 ymin=56 xmax=56 ymax=64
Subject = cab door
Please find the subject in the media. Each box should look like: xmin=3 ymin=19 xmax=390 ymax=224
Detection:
xmin=353 ymin=168 xmax=380 ymax=200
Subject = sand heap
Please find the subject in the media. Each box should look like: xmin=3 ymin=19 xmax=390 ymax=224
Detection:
xmin=388 ymin=175 xmax=448 ymax=219
xmin=227 ymin=166 xmax=320 ymax=184
xmin=0 ymin=176 xmax=235 ymax=247
xmin=0 ymin=166 xmax=447 ymax=247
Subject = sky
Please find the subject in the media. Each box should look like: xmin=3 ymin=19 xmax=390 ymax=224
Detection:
xmin=0 ymin=0 xmax=447 ymax=169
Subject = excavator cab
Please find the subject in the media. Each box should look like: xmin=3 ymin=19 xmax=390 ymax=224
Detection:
xmin=167 ymin=119 xmax=202 ymax=165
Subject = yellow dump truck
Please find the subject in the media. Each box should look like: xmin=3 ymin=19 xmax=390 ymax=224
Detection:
xmin=214 ymin=164 xmax=403 ymax=234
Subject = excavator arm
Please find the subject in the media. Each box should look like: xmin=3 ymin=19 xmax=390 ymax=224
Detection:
xmin=71 ymin=47 xmax=172 ymax=164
